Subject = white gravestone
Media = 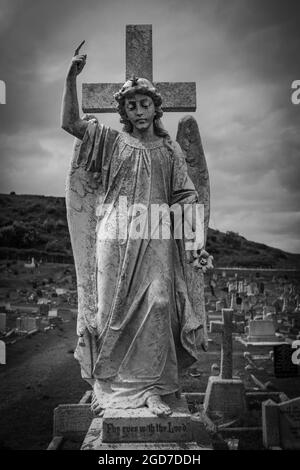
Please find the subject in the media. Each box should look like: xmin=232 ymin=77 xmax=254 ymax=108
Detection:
xmin=48 ymin=309 xmax=58 ymax=318
xmin=247 ymin=320 xmax=280 ymax=342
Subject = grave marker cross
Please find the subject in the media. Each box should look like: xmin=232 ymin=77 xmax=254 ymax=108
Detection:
xmin=209 ymin=309 xmax=234 ymax=379
xmin=82 ymin=24 xmax=196 ymax=113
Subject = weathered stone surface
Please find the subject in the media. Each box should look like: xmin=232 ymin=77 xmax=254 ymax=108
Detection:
xmin=82 ymin=25 xmax=196 ymax=113
xmin=82 ymin=82 xmax=196 ymax=113
xmin=279 ymin=397 xmax=300 ymax=449
xmin=157 ymin=82 xmax=196 ymax=111
xmin=67 ymin=23 xmax=207 ymax=416
xmin=204 ymin=376 xmax=247 ymax=417
xmin=176 ymin=115 xmax=209 ymax=238
xmin=0 ymin=312 xmax=6 ymax=332
xmin=0 ymin=340 xmax=5 ymax=365
xmin=82 ymin=83 xmax=123 ymax=113
xmin=236 ymin=336 xmax=287 ymax=348
xmin=102 ymin=397 xmax=192 ymax=443
xmin=53 ymin=404 xmax=94 ymax=438
xmin=221 ymin=309 xmax=233 ymax=379
xmin=262 ymin=399 xmax=280 ymax=448
xmin=15 ymin=316 xmax=39 ymax=332
xmin=81 ymin=418 xmax=211 ymax=450
xmin=126 ymin=25 xmax=152 ymax=81
xmin=210 ymin=321 xmax=223 ymax=333
xmin=176 ymin=115 xmax=209 ymax=350
xmin=262 ymin=397 xmax=300 ymax=450
xmin=247 ymin=319 xmax=281 ymax=342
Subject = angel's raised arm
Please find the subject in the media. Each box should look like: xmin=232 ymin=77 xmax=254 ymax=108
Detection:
xmin=61 ymin=41 xmax=89 ymax=140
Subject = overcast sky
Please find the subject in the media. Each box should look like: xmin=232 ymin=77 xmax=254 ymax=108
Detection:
xmin=0 ymin=0 xmax=299 ymax=253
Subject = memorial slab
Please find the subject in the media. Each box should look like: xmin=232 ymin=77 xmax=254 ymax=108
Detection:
xmin=102 ymin=397 xmax=192 ymax=443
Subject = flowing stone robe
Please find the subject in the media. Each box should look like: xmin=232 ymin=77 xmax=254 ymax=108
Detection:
xmin=66 ymin=120 xmax=206 ymax=409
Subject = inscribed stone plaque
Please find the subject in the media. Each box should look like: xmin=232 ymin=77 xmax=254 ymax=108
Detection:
xmin=102 ymin=397 xmax=192 ymax=443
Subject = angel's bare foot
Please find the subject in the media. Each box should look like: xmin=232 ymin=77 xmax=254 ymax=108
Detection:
xmin=146 ymin=395 xmax=172 ymax=417
xmin=91 ymin=391 xmax=104 ymax=417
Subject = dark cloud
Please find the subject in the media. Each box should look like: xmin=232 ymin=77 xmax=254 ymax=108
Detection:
xmin=0 ymin=0 xmax=299 ymax=252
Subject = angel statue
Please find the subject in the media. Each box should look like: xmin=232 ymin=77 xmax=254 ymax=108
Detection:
xmin=61 ymin=44 xmax=212 ymax=418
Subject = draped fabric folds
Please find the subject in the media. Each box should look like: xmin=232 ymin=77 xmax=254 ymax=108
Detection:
xmin=69 ymin=121 xmax=205 ymax=409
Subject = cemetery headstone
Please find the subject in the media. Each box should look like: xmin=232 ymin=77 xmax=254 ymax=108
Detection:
xmin=39 ymin=304 xmax=50 ymax=316
xmin=204 ymin=309 xmax=247 ymax=417
xmin=0 ymin=312 xmax=6 ymax=332
xmin=0 ymin=340 xmax=5 ymax=365
xmin=58 ymin=309 xmax=72 ymax=322
xmin=247 ymin=319 xmax=281 ymax=343
xmin=48 ymin=308 xmax=58 ymax=318
xmin=262 ymin=397 xmax=300 ymax=449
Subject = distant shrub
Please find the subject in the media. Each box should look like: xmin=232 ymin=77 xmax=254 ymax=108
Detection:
xmin=43 ymin=218 xmax=56 ymax=232
xmin=0 ymin=221 xmax=41 ymax=248
xmin=224 ymin=231 xmax=242 ymax=249
xmin=55 ymin=219 xmax=67 ymax=229
xmin=45 ymin=239 xmax=67 ymax=253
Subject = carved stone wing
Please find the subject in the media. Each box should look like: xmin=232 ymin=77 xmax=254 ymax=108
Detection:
xmin=176 ymin=115 xmax=210 ymax=350
xmin=176 ymin=115 xmax=210 ymax=241
xmin=65 ymin=137 xmax=103 ymax=338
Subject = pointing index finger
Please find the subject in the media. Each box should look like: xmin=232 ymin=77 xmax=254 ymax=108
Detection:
xmin=74 ymin=40 xmax=85 ymax=56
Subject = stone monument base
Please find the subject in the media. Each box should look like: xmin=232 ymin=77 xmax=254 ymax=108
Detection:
xmin=81 ymin=396 xmax=212 ymax=450
xmin=247 ymin=335 xmax=282 ymax=343
xmin=102 ymin=396 xmax=192 ymax=443
xmin=81 ymin=418 xmax=211 ymax=450
xmin=204 ymin=375 xmax=247 ymax=418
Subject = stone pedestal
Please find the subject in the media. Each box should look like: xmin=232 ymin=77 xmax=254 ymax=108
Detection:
xmin=102 ymin=397 xmax=192 ymax=443
xmin=203 ymin=376 xmax=247 ymax=418
xmin=81 ymin=396 xmax=212 ymax=450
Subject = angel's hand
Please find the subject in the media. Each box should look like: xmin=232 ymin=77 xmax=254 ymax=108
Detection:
xmin=67 ymin=41 xmax=86 ymax=78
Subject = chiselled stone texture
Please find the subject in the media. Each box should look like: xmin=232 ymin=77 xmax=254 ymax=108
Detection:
xmin=102 ymin=396 xmax=192 ymax=443
xmin=126 ymin=25 xmax=152 ymax=81
xmin=81 ymin=417 xmax=209 ymax=450
xmin=82 ymin=82 xmax=196 ymax=113
xmin=221 ymin=309 xmax=233 ymax=380
xmin=176 ymin=115 xmax=210 ymax=242
xmin=176 ymin=116 xmax=210 ymax=351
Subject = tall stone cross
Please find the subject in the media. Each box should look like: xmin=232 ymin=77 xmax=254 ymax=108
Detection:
xmin=210 ymin=309 xmax=234 ymax=379
xmin=82 ymin=24 xmax=196 ymax=113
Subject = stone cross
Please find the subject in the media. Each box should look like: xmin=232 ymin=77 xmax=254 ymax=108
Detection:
xmin=220 ymin=309 xmax=233 ymax=379
xmin=82 ymin=24 xmax=196 ymax=113
xmin=209 ymin=308 xmax=233 ymax=379
xmin=0 ymin=312 xmax=6 ymax=332
xmin=0 ymin=340 xmax=5 ymax=365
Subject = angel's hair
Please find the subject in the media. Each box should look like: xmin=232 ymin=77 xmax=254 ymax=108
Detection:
xmin=116 ymin=91 xmax=175 ymax=155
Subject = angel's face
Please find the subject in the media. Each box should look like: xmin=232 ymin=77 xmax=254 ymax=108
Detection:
xmin=124 ymin=94 xmax=155 ymax=133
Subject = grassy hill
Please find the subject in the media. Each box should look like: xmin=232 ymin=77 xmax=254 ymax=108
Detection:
xmin=0 ymin=193 xmax=299 ymax=269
